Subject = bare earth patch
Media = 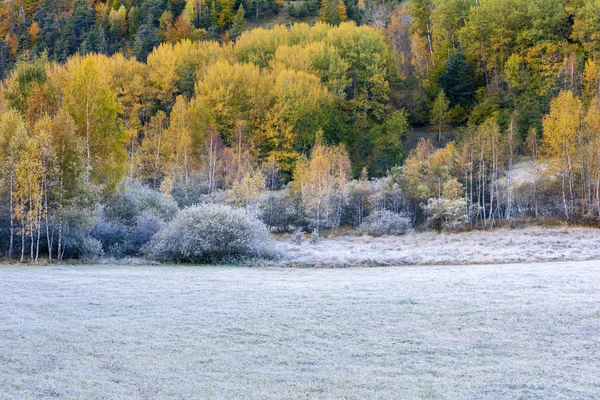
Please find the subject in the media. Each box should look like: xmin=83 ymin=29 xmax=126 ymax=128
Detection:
xmin=275 ymin=227 xmax=600 ymax=267
xmin=1 ymin=262 xmax=600 ymax=399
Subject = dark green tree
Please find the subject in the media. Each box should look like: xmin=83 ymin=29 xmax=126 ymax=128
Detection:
xmin=366 ymin=110 xmax=409 ymax=176
xmin=55 ymin=0 xmax=95 ymax=62
xmin=133 ymin=17 xmax=160 ymax=62
xmin=439 ymin=50 xmax=474 ymax=107
xmin=230 ymin=4 xmax=246 ymax=40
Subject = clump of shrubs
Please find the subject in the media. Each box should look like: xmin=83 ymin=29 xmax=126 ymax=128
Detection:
xmin=421 ymin=179 xmax=467 ymax=232
xmin=260 ymin=190 xmax=303 ymax=233
xmin=423 ymin=198 xmax=467 ymax=232
xmin=288 ymin=0 xmax=319 ymax=17
xmin=91 ymin=218 xmax=129 ymax=257
xmin=80 ymin=237 xmax=104 ymax=262
xmin=130 ymin=211 xmax=165 ymax=251
xmin=89 ymin=181 xmax=177 ymax=257
xmin=103 ymin=179 xmax=179 ymax=223
xmin=359 ymin=210 xmax=411 ymax=236
xmin=146 ymin=204 xmax=275 ymax=264
xmin=291 ymin=228 xmax=305 ymax=245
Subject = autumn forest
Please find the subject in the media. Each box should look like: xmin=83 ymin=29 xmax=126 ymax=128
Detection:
xmin=1 ymin=0 xmax=600 ymax=262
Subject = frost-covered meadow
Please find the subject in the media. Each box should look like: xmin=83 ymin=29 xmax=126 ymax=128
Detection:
xmin=1 ymin=261 xmax=600 ymax=399
xmin=277 ymin=227 xmax=600 ymax=267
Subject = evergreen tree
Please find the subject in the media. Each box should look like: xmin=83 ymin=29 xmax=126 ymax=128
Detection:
xmin=439 ymin=50 xmax=474 ymax=107
xmin=54 ymin=0 xmax=95 ymax=62
xmin=230 ymin=4 xmax=246 ymax=40
xmin=133 ymin=17 xmax=160 ymax=62
xmin=32 ymin=1 xmax=60 ymax=59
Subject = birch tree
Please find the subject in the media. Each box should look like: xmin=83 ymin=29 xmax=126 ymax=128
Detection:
xmin=542 ymin=91 xmax=583 ymax=220
xmin=0 ymin=110 xmax=28 ymax=259
xmin=293 ymin=133 xmax=350 ymax=232
xmin=59 ymin=55 xmax=126 ymax=191
xmin=14 ymin=139 xmax=44 ymax=263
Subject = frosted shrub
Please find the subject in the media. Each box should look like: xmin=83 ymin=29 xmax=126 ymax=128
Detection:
xmin=130 ymin=211 xmax=165 ymax=255
xmin=310 ymin=228 xmax=320 ymax=244
xmin=292 ymin=229 xmax=305 ymax=245
xmin=170 ymin=172 xmax=209 ymax=208
xmin=91 ymin=219 xmax=128 ymax=256
xmin=343 ymin=176 xmax=405 ymax=227
xmin=424 ymin=197 xmax=467 ymax=232
xmin=359 ymin=210 xmax=411 ymax=236
xmin=344 ymin=178 xmax=371 ymax=227
xmin=90 ymin=211 xmax=166 ymax=257
xmin=260 ymin=190 xmax=303 ymax=233
xmin=104 ymin=180 xmax=178 ymax=223
xmin=80 ymin=237 xmax=104 ymax=262
xmin=128 ymin=186 xmax=178 ymax=221
xmin=146 ymin=204 xmax=274 ymax=264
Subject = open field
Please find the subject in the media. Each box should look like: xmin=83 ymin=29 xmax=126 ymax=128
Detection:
xmin=1 ymin=261 xmax=600 ymax=399
xmin=277 ymin=227 xmax=600 ymax=267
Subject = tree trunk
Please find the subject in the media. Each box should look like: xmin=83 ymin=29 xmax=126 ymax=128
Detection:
xmin=57 ymin=217 xmax=63 ymax=262
xmin=130 ymin=138 xmax=135 ymax=178
xmin=426 ymin=22 xmax=433 ymax=55
xmin=45 ymin=193 xmax=52 ymax=263
xmin=597 ymin=149 xmax=600 ymax=218
xmin=506 ymin=116 xmax=514 ymax=221
xmin=30 ymin=227 xmax=35 ymax=263
xmin=562 ymin=172 xmax=569 ymax=220
xmin=85 ymin=82 xmax=91 ymax=184
xmin=8 ymin=171 xmax=14 ymax=259
xmin=35 ymin=213 xmax=41 ymax=263
xmin=566 ymin=151 xmax=575 ymax=219
xmin=20 ymin=225 xmax=25 ymax=263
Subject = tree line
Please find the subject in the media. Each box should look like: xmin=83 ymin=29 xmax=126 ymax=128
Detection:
xmin=385 ymin=0 xmax=600 ymax=227
xmin=390 ymin=0 xmax=600 ymax=134
xmin=0 ymin=22 xmax=408 ymax=261
xmin=3 ymin=0 xmax=600 ymax=262
xmin=0 ymin=0 xmax=383 ymax=77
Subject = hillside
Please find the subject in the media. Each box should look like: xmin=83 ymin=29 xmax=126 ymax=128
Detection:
xmin=3 ymin=0 xmax=600 ymax=262
xmin=0 ymin=0 xmax=335 ymax=76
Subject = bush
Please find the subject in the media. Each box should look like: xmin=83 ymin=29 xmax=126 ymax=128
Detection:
xmin=359 ymin=210 xmax=411 ymax=236
xmin=343 ymin=176 xmax=405 ymax=227
xmin=104 ymin=180 xmax=178 ymax=224
xmin=310 ymin=228 xmax=320 ymax=244
xmin=57 ymin=207 xmax=96 ymax=260
xmin=291 ymin=228 xmax=304 ymax=245
xmin=289 ymin=3 xmax=308 ymax=17
xmin=92 ymin=208 xmax=166 ymax=257
xmin=80 ymin=237 xmax=104 ymax=262
xmin=130 ymin=211 xmax=165 ymax=255
xmin=91 ymin=218 xmax=129 ymax=256
xmin=146 ymin=204 xmax=274 ymax=264
xmin=305 ymin=0 xmax=320 ymax=14
xmin=423 ymin=197 xmax=467 ymax=231
xmin=260 ymin=190 xmax=304 ymax=232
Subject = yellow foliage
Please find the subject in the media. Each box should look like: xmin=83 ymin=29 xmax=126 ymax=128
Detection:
xmin=542 ymin=91 xmax=583 ymax=168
